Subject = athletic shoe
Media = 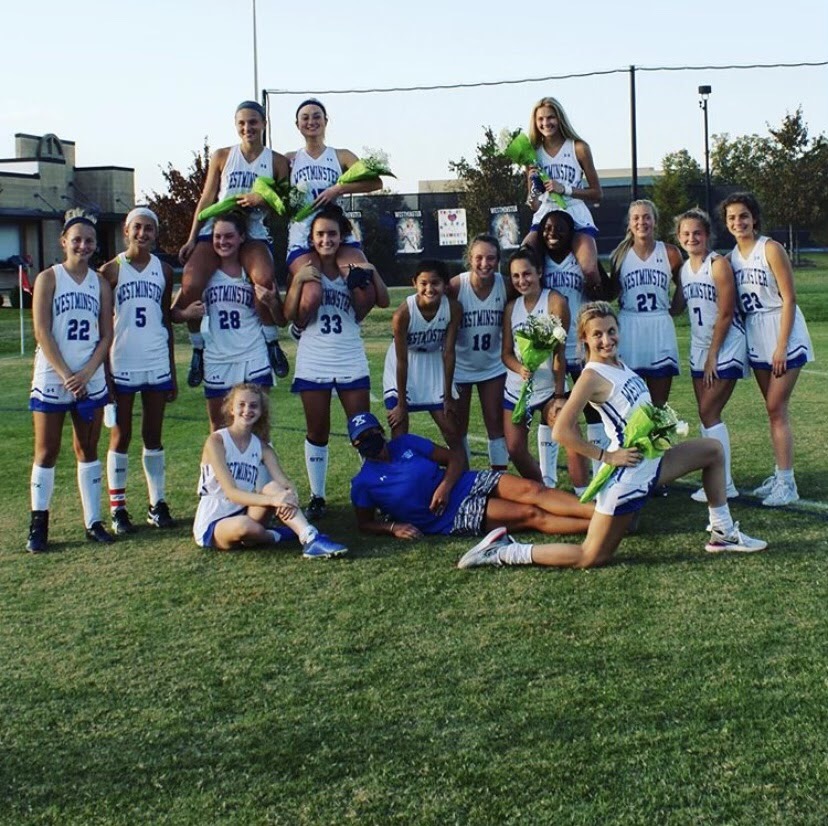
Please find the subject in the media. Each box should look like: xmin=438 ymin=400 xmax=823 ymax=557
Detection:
xmin=267 ymin=340 xmax=290 ymax=379
xmin=147 ymin=500 xmax=175 ymax=529
xmin=762 ymin=480 xmax=799 ymax=508
xmin=26 ymin=510 xmax=49 ymax=554
xmin=306 ymin=496 xmax=326 ymax=520
xmin=187 ymin=348 xmax=204 ymax=388
xmin=752 ymin=475 xmax=777 ymax=498
xmin=346 ymin=265 xmax=373 ymax=291
xmin=289 ymin=322 xmax=304 ymax=342
xmin=111 ymin=508 xmax=137 ymax=535
xmin=690 ymin=484 xmax=739 ymax=503
xmin=705 ymin=522 xmax=767 ymax=553
xmin=302 ymin=533 xmax=348 ymax=559
xmin=457 ymin=526 xmax=511 ymax=569
xmin=85 ymin=521 xmax=116 ymax=544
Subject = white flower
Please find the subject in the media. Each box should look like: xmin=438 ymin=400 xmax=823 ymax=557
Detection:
xmin=295 ymin=181 xmax=310 ymax=194
xmin=675 ymin=420 xmax=689 ymax=438
xmin=497 ymin=128 xmax=513 ymax=153
xmin=361 ymin=147 xmax=390 ymax=168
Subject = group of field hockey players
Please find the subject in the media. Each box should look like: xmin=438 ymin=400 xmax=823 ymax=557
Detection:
xmin=26 ymin=96 xmax=812 ymax=567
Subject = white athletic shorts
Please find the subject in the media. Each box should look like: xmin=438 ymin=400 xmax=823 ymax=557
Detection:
xmin=617 ymin=311 xmax=679 ymax=377
xmin=744 ymin=306 xmax=814 ymax=371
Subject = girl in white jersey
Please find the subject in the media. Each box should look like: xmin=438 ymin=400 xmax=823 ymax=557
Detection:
xmin=101 ymin=208 xmax=176 ymax=536
xmin=722 ymin=192 xmax=814 ymax=507
xmin=610 ymin=199 xmax=683 ymax=406
xmin=458 ymin=302 xmax=767 ymax=570
xmin=193 ymin=383 xmax=347 ymax=558
xmin=26 ymin=215 xmax=114 ymax=552
xmin=523 ymin=97 xmax=603 ymax=295
xmin=286 ymin=99 xmax=383 ymax=330
xmin=201 ymin=212 xmax=274 ymax=430
xmin=448 ymin=234 xmax=510 ymax=471
xmin=383 ymin=259 xmax=463 ymax=448
xmin=284 ymin=206 xmax=389 ymax=519
xmin=672 ymin=208 xmax=748 ymax=503
xmin=502 ymin=248 xmax=569 ymax=484
xmin=177 ymin=101 xmax=290 ymax=385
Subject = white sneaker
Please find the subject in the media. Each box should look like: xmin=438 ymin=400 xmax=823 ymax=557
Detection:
xmin=762 ymin=480 xmax=799 ymax=508
xmin=690 ymin=484 xmax=739 ymax=503
xmin=752 ymin=475 xmax=777 ymax=498
xmin=457 ymin=527 xmax=510 ymax=569
xmin=705 ymin=522 xmax=767 ymax=553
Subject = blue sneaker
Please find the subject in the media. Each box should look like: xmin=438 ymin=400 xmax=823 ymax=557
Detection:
xmin=302 ymin=533 xmax=348 ymax=559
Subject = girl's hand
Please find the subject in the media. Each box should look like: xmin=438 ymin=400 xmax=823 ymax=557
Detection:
xmin=387 ymin=404 xmax=408 ymax=430
xmin=64 ymin=372 xmax=88 ymax=398
xmin=236 ymin=192 xmax=264 ymax=209
xmin=429 ymin=482 xmax=450 ymax=515
xmin=703 ymin=357 xmax=719 ymax=388
xmin=275 ymin=503 xmax=298 ymax=522
xmin=295 ymin=265 xmax=322 ymax=286
xmin=772 ymin=345 xmax=788 ymax=377
xmin=178 ymin=300 xmax=205 ymax=322
xmin=390 ymin=522 xmax=422 ymax=540
xmin=254 ymin=283 xmax=279 ymax=313
xmin=312 ymin=184 xmax=342 ymax=208
xmin=544 ymin=397 xmax=567 ymax=425
xmin=519 ymin=366 xmax=532 ymax=381
xmin=606 ymin=447 xmax=641 ymax=467
xmin=178 ymin=239 xmax=196 ymax=265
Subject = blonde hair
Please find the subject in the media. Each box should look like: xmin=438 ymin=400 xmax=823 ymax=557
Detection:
xmin=221 ymin=383 xmax=271 ymax=440
xmin=609 ymin=199 xmax=658 ymax=277
xmin=577 ymin=301 xmax=618 ymax=358
xmin=528 ymin=97 xmax=583 ymax=147
xmin=673 ymin=207 xmax=713 ymax=246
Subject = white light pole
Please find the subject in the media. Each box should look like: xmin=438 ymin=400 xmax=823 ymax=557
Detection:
xmin=252 ymin=0 xmax=259 ymax=99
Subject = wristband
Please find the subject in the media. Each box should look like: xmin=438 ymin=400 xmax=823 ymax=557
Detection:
xmin=563 ymin=183 xmax=573 ymax=196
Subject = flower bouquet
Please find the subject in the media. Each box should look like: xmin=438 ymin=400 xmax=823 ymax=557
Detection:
xmin=498 ymin=130 xmax=566 ymax=209
xmin=579 ymin=403 xmax=690 ymax=503
xmin=293 ymin=148 xmax=395 ymax=222
xmin=197 ymin=176 xmax=287 ymax=222
xmin=511 ymin=313 xmax=567 ymax=423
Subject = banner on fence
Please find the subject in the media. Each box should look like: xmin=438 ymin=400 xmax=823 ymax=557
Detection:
xmin=395 ymin=211 xmax=424 ymax=254
xmin=437 ymin=208 xmax=467 ymax=247
xmin=489 ymin=206 xmax=520 ymax=250
xmin=344 ymin=211 xmax=363 ymax=245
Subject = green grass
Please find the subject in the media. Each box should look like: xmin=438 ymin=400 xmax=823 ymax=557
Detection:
xmin=0 ymin=265 xmax=827 ymax=824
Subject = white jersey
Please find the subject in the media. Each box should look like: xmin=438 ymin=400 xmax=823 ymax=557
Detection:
xmin=531 ymin=139 xmax=596 ymax=231
xmin=290 ymin=146 xmax=343 ymax=203
xmin=294 ymin=274 xmax=369 ymax=383
xmin=383 ymin=295 xmax=454 ymax=407
xmin=202 ymin=144 xmax=273 ymax=240
xmin=730 ymin=236 xmax=813 ymax=369
xmin=203 ymin=268 xmax=267 ymax=364
xmin=110 ymin=253 xmax=169 ymax=376
xmin=543 ymin=252 xmax=585 ymax=365
xmin=504 ymin=289 xmax=556 ymax=408
xmin=618 ymin=242 xmax=673 ymax=314
xmin=454 ymin=272 xmax=507 ymax=383
xmin=193 ymin=429 xmax=263 ymax=546
xmin=680 ymin=252 xmax=745 ymax=349
xmin=583 ymin=360 xmax=661 ymax=516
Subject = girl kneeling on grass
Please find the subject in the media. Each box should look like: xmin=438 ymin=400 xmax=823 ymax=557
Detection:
xmin=457 ymin=302 xmax=767 ymax=570
xmin=193 ymin=383 xmax=348 ymax=558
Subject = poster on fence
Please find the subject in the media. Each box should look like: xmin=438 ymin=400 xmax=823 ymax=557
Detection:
xmin=437 ymin=208 xmax=468 ymax=247
xmin=489 ymin=206 xmax=520 ymax=249
xmin=395 ymin=211 xmax=424 ymax=254
xmin=344 ymin=211 xmax=363 ymax=244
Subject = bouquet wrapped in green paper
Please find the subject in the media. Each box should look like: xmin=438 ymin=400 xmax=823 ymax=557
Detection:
xmin=579 ymin=403 xmax=690 ymax=503
xmin=293 ymin=149 xmax=395 ymax=222
xmin=498 ymin=130 xmax=567 ymax=209
xmin=511 ymin=313 xmax=567 ymax=424
xmin=197 ymin=176 xmax=287 ymax=222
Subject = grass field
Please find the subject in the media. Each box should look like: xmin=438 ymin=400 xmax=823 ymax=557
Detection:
xmin=1 ymin=257 xmax=827 ymax=824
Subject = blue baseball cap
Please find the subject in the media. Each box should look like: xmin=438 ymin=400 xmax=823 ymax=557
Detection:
xmin=347 ymin=412 xmax=382 ymax=441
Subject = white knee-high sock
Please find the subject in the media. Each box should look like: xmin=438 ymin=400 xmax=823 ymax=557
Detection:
xmin=499 ymin=541 xmax=534 ymax=565
xmin=142 ymin=448 xmax=166 ymax=507
xmin=701 ymin=423 xmax=733 ymax=489
xmin=538 ymin=424 xmax=558 ymax=488
xmin=262 ymin=325 xmax=277 ymax=343
xmin=107 ymin=450 xmax=128 ymax=513
xmin=587 ymin=423 xmax=610 ymax=476
xmin=77 ymin=460 xmax=103 ymax=528
xmin=487 ymin=437 xmax=508 ymax=470
xmin=304 ymin=440 xmax=328 ymax=499
xmin=30 ymin=465 xmax=55 ymax=511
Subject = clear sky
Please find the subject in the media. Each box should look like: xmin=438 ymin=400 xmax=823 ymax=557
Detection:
xmin=3 ymin=0 xmax=826 ymax=199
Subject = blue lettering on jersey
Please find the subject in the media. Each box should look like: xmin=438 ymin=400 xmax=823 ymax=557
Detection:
xmin=53 ymin=291 xmax=100 ymax=317
xmin=407 ymin=328 xmax=446 ymax=349
xmin=620 ymin=375 xmax=648 ymax=407
xmin=545 ymin=269 xmax=583 ymax=290
xmin=116 ymin=279 xmax=164 ymax=306
xmin=622 ymin=268 xmax=669 ymax=291
xmin=322 ymin=287 xmax=353 ymax=312
xmin=204 ymin=283 xmax=254 ymax=308
xmin=226 ymin=460 xmax=259 ymax=486
xmin=735 ymin=267 xmax=770 ymax=288
xmin=227 ymin=170 xmax=258 ymax=190
xmin=682 ymin=282 xmax=717 ymax=302
xmin=461 ymin=308 xmax=503 ymax=328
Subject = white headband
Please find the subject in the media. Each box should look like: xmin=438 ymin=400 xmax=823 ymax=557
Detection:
xmin=125 ymin=207 xmax=158 ymax=227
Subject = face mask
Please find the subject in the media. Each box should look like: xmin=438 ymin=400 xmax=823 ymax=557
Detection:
xmin=357 ymin=432 xmax=385 ymax=459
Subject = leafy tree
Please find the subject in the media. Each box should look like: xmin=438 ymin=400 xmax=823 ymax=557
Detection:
xmin=651 ymin=149 xmax=703 ymax=239
xmin=448 ymin=127 xmax=525 ymax=237
xmin=146 ymin=141 xmax=210 ymax=255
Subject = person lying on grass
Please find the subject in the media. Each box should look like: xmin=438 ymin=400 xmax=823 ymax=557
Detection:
xmin=457 ymin=301 xmax=768 ymax=571
xmin=347 ymin=412 xmax=594 ymax=540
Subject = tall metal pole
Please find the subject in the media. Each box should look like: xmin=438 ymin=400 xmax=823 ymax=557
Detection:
xmin=252 ymin=0 xmax=259 ymax=98
xmin=629 ymin=65 xmax=638 ymax=200
xmin=699 ymin=85 xmax=712 ymax=217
